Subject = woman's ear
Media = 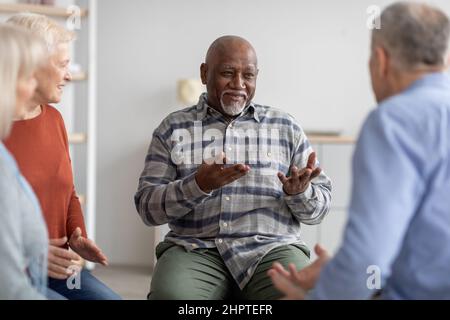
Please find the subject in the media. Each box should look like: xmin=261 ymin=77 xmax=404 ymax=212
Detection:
xmin=200 ymin=63 xmax=208 ymax=85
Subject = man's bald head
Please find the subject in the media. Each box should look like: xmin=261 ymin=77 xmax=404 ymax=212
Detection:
xmin=205 ymin=35 xmax=258 ymax=66
xmin=200 ymin=36 xmax=259 ymax=118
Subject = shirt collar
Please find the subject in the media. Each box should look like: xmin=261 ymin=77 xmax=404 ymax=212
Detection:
xmin=406 ymin=71 xmax=450 ymax=93
xmin=195 ymin=92 xmax=260 ymax=122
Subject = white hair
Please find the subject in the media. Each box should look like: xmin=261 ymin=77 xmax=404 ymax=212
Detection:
xmin=0 ymin=24 xmax=46 ymax=139
xmin=6 ymin=12 xmax=75 ymax=52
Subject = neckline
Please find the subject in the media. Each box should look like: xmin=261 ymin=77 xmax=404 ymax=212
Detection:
xmin=14 ymin=105 xmax=46 ymax=124
xmin=405 ymin=71 xmax=450 ymax=93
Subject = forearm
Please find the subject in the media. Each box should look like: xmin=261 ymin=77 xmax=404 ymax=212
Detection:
xmin=67 ymin=188 xmax=87 ymax=238
xmin=135 ymin=171 xmax=211 ymax=226
xmin=284 ymin=179 xmax=332 ymax=225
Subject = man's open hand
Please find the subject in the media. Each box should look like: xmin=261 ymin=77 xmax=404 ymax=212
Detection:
xmin=268 ymin=244 xmax=331 ymax=299
xmin=195 ymin=152 xmax=250 ymax=193
xmin=278 ymin=152 xmax=322 ymax=195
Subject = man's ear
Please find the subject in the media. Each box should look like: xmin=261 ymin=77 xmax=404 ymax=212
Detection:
xmin=200 ymin=63 xmax=208 ymax=85
xmin=375 ymin=46 xmax=389 ymax=78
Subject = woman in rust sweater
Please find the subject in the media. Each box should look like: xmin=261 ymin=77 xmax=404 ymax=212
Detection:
xmin=5 ymin=13 xmax=120 ymax=300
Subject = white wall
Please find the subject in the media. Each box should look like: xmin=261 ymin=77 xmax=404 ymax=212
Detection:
xmin=95 ymin=0 xmax=450 ymax=267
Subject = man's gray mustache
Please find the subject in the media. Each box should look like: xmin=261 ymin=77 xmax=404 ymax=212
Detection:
xmin=221 ymin=90 xmax=248 ymax=99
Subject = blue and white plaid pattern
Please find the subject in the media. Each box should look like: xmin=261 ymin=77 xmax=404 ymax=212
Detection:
xmin=135 ymin=93 xmax=332 ymax=289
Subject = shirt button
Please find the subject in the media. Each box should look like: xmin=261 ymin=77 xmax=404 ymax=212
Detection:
xmin=267 ymin=152 xmax=272 ymax=157
xmin=227 ymin=146 xmax=233 ymax=151
xmin=218 ymin=239 xmax=223 ymax=244
xmin=225 ymin=196 xmax=231 ymax=201
xmin=223 ymin=222 xmax=228 ymax=227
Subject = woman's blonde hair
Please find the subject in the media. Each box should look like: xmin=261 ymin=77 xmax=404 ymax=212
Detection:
xmin=6 ymin=13 xmax=75 ymax=51
xmin=0 ymin=24 xmax=46 ymax=139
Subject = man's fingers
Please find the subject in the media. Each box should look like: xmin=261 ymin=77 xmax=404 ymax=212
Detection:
xmin=277 ymin=172 xmax=289 ymax=184
xmin=220 ymin=164 xmax=250 ymax=182
xmin=269 ymin=270 xmax=306 ymax=300
xmin=271 ymin=262 xmax=290 ymax=278
xmin=290 ymin=166 xmax=300 ymax=179
xmin=310 ymin=167 xmax=322 ymax=180
xmin=222 ymin=170 xmax=248 ymax=186
xmin=222 ymin=164 xmax=250 ymax=175
xmin=315 ymin=244 xmax=330 ymax=259
xmin=288 ymin=263 xmax=299 ymax=279
xmin=299 ymin=168 xmax=312 ymax=183
xmin=307 ymin=152 xmax=317 ymax=169
xmin=49 ymin=237 xmax=68 ymax=247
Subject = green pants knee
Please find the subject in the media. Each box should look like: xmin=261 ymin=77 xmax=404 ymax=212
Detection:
xmin=148 ymin=241 xmax=310 ymax=300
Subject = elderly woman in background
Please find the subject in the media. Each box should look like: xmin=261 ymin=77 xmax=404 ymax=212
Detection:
xmin=4 ymin=13 xmax=120 ymax=300
xmin=0 ymin=24 xmax=47 ymax=300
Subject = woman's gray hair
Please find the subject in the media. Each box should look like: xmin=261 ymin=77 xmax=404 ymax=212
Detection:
xmin=0 ymin=24 xmax=45 ymax=139
xmin=7 ymin=13 xmax=75 ymax=52
xmin=372 ymin=2 xmax=450 ymax=70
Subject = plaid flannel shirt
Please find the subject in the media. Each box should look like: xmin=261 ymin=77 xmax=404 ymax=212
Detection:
xmin=135 ymin=93 xmax=332 ymax=289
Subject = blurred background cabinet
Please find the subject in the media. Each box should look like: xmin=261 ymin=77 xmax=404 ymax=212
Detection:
xmin=305 ymin=137 xmax=355 ymax=259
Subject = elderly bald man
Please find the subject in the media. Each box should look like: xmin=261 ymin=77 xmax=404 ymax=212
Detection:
xmin=269 ymin=2 xmax=450 ymax=300
xmin=135 ymin=36 xmax=332 ymax=299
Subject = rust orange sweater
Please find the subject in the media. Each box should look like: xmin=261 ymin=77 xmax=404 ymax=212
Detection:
xmin=4 ymin=105 xmax=87 ymax=240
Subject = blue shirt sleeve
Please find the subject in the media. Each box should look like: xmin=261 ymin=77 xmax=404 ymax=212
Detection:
xmin=309 ymin=104 xmax=426 ymax=299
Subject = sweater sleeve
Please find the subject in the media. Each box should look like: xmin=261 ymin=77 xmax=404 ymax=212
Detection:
xmin=67 ymin=188 xmax=87 ymax=238
xmin=0 ymin=165 xmax=46 ymax=300
xmin=57 ymin=108 xmax=88 ymax=239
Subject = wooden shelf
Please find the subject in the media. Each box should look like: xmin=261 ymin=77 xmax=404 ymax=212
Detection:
xmin=0 ymin=3 xmax=87 ymax=18
xmin=72 ymin=71 xmax=87 ymax=82
xmin=68 ymin=132 xmax=86 ymax=144
xmin=309 ymin=135 xmax=355 ymax=144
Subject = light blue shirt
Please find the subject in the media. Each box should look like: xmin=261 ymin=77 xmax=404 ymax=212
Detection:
xmin=309 ymin=72 xmax=450 ymax=299
xmin=0 ymin=142 xmax=48 ymax=299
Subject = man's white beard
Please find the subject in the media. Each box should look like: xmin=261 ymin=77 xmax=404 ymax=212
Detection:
xmin=220 ymin=91 xmax=247 ymax=116
xmin=221 ymin=101 xmax=246 ymax=116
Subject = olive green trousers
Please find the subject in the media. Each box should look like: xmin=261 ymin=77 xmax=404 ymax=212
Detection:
xmin=148 ymin=241 xmax=310 ymax=300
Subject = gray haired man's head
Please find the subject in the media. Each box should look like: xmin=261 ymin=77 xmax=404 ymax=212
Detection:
xmin=372 ymin=2 xmax=450 ymax=70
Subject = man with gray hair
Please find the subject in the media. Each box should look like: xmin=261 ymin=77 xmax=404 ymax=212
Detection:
xmin=269 ymin=1 xmax=450 ymax=299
